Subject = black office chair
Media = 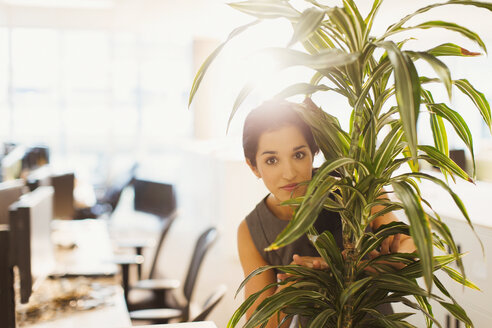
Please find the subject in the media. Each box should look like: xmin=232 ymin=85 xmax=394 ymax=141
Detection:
xmin=115 ymin=179 xmax=179 ymax=310
xmin=129 ymin=227 xmax=218 ymax=324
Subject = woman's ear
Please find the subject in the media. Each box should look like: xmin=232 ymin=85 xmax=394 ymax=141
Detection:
xmin=246 ymin=159 xmax=261 ymax=179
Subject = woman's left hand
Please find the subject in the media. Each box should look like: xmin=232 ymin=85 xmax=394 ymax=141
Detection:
xmin=277 ymin=254 xmax=328 ymax=281
xmin=292 ymin=254 xmax=329 ymax=269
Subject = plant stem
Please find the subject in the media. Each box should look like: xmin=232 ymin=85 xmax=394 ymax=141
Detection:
xmin=342 ymin=219 xmax=357 ymax=328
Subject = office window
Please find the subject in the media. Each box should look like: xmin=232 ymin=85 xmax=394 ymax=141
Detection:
xmin=139 ymin=35 xmax=193 ymax=151
xmin=10 ymin=28 xmax=60 ymax=147
xmin=1 ymin=25 xmax=193 ymax=180
xmin=63 ymin=30 xmax=112 ymax=153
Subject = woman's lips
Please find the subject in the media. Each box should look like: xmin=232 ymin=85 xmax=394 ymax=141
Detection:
xmin=281 ymin=183 xmax=298 ymax=192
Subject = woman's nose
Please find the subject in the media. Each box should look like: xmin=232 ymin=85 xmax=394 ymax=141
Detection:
xmin=282 ymin=160 xmax=296 ymax=180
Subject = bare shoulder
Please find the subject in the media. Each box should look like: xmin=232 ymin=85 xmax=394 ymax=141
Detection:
xmin=237 ymin=219 xmax=268 ymax=273
xmin=237 ymin=219 xmax=255 ymax=256
xmin=237 ymin=219 xmax=250 ymax=240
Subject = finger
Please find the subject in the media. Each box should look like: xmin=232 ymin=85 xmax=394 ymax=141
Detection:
xmin=293 ymin=255 xmax=314 ymax=268
xmin=381 ymin=237 xmax=391 ymax=254
xmin=312 ymin=259 xmax=321 ymax=269
xmin=390 ymin=234 xmax=401 ymax=253
xmin=277 ymin=273 xmax=288 ymax=281
xmin=292 ymin=254 xmax=302 ymax=265
xmin=368 ymin=249 xmax=380 ymax=259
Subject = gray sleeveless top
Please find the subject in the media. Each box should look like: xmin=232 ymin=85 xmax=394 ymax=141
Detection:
xmin=245 ymin=195 xmax=393 ymax=319
xmin=245 ymin=195 xmax=343 ymax=269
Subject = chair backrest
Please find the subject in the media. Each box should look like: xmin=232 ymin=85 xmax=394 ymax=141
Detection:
xmin=183 ymin=227 xmax=218 ymax=304
xmin=191 ymin=284 xmax=227 ymax=322
xmin=147 ymin=212 xmax=178 ymax=279
xmin=133 ymin=179 xmax=176 ymax=218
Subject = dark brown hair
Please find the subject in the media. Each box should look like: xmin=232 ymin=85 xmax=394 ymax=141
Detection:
xmin=242 ymin=99 xmax=319 ymax=167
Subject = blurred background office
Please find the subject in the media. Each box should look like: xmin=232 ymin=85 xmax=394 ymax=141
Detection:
xmin=0 ymin=1 xmax=492 ymax=327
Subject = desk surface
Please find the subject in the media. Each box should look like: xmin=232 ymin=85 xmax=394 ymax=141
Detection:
xmin=21 ymin=285 xmax=131 ymax=328
xmin=20 ymin=219 xmax=131 ymax=328
xmin=50 ymin=219 xmax=118 ymax=277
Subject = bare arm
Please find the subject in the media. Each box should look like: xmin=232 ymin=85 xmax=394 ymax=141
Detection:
xmin=237 ymin=220 xmax=292 ymax=328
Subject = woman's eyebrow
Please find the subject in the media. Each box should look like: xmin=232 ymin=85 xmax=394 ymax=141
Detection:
xmin=260 ymin=145 xmax=307 ymax=156
xmin=260 ymin=150 xmax=277 ymax=156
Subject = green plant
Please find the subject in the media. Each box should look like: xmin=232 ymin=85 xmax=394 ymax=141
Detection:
xmin=189 ymin=0 xmax=492 ymax=327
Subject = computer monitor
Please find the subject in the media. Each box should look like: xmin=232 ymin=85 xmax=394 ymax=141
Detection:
xmin=0 ymin=179 xmax=25 ymax=225
xmin=9 ymin=186 xmax=55 ymax=303
xmin=133 ymin=178 xmax=176 ymax=218
xmin=51 ymin=172 xmax=75 ymax=219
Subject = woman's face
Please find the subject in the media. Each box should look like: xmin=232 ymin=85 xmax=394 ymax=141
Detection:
xmin=248 ymin=124 xmax=314 ymax=203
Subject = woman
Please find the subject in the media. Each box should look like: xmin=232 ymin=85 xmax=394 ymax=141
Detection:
xmin=237 ymin=99 xmax=416 ymax=327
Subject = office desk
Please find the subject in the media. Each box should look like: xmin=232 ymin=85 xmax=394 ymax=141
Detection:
xmin=19 ymin=219 xmax=131 ymax=328
xmin=21 ymin=285 xmax=131 ymax=328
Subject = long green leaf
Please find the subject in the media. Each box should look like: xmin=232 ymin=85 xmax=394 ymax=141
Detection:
xmin=425 ymin=101 xmax=475 ymax=177
xmin=392 ymin=181 xmax=433 ymax=292
xmin=228 ymin=0 xmax=299 ymax=20
xmin=453 ymin=79 xmax=492 ymax=131
xmin=374 ymin=122 xmax=403 ymax=176
xmin=427 ymin=43 xmax=481 ymax=57
xmin=418 ymin=145 xmax=472 ymax=182
xmin=245 ymin=288 xmax=328 ymax=328
xmin=428 ymin=214 xmax=465 ymax=279
xmin=229 ymin=278 xmax=284 ymax=328
xmin=288 ymin=7 xmax=325 ymax=47
xmin=372 ymin=273 xmax=433 ymax=297
xmin=439 ymin=302 xmax=474 ymax=327
xmin=227 ymin=82 xmax=255 ymax=132
xmin=265 ymin=47 xmax=360 ymax=70
xmin=274 ymin=83 xmax=340 ymax=99
xmin=406 ymin=51 xmax=452 ymax=100
xmin=342 ymin=0 xmax=365 ymax=49
xmin=267 ymin=178 xmax=336 ymax=250
xmin=376 ymin=41 xmax=420 ymax=165
xmin=430 ymin=111 xmax=449 ymax=158
xmin=397 ymin=21 xmax=487 ymax=53
xmin=325 ymin=6 xmax=359 ymax=52
xmin=309 ymin=308 xmax=336 ymax=327
xmin=442 ymin=266 xmax=480 ymax=291
xmin=385 ymin=0 xmax=492 ymax=37
xmin=393 ymin=171 xmax=483 ymax=256
xmin=363 ymin=0 xmax=383 ymax=41
xmin=189 ymin=20 xmax=260 ymax=107
xmin=398 ymin=254 xmax=461 ymax=279
xmin=234 ymin=265 xmax=281 ymax=298
xmin=313 ymin=231 xmax=344 ymax=287
xmin=340 ymin=277 xmax=372 ymax=307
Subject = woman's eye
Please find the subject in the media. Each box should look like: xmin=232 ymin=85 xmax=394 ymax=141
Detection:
xmin=265 ymin=157 xmax=278 ymax=165
xmin=294 ymin=151 xmax=305 ymax=159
